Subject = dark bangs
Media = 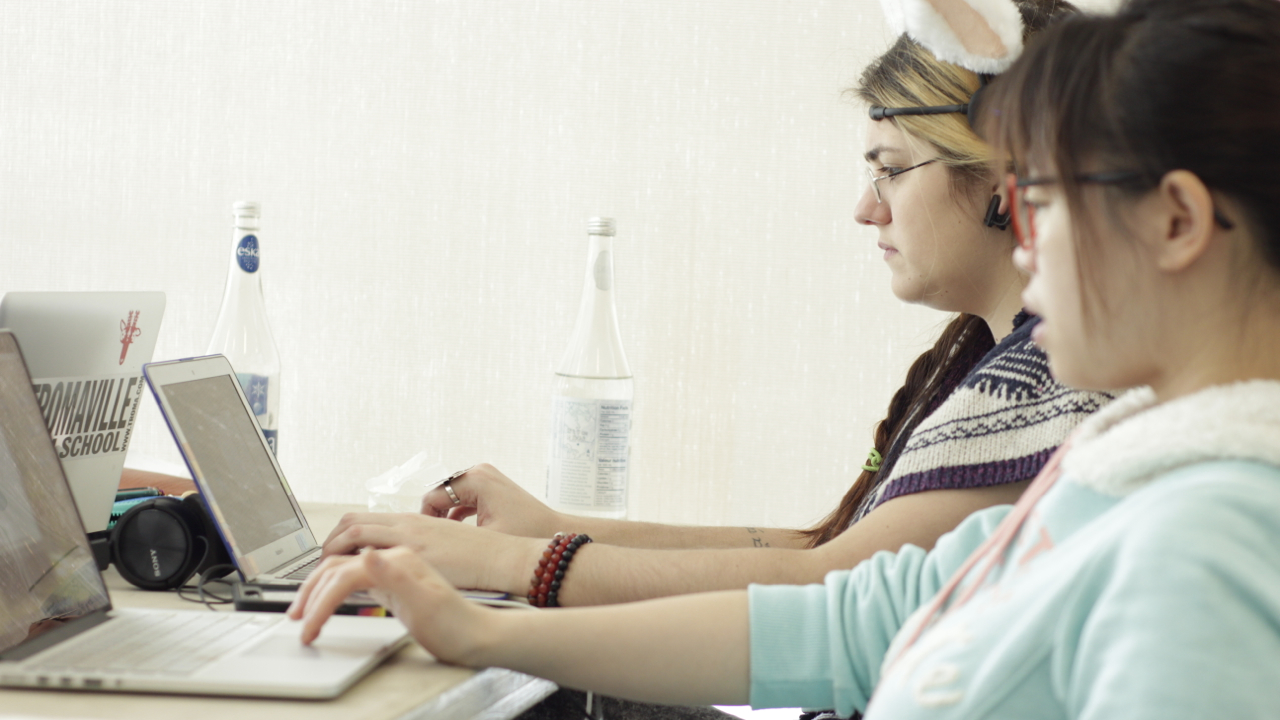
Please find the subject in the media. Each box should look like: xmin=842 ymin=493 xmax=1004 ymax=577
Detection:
xmin=978 ymin=13 xmax=1141 ymax=197
xmin=977 ymin=12 xmax=1147 ymax=319
xmin=980 ymin=0 xmax=1280 ymax=272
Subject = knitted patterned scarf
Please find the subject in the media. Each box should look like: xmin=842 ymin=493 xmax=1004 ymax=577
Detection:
xmin=854 ymin=312 xmax=1113 ymax=522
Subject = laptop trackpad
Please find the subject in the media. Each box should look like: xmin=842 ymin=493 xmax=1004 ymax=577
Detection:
xmin=243 ymin=630 xmax=397 ymax=660
xmin=242 ymin=634 xmax=325 ymax=658
xmin=195 ymin=616 xmax=409 ymax=689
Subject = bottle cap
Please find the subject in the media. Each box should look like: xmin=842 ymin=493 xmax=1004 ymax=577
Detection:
xmin=587 ymin=217 xmax=615 ymax=237
xmin=233 ymin=201 xmax=261 ymax=218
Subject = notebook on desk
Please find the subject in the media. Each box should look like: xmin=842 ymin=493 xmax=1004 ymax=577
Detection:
xmin=0 ymin=291 xmax=166 ymax=533
xmin=0 ymin=331 xmax=409 ymax=699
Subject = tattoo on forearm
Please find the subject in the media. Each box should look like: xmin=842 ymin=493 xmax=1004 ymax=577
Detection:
xmin=745 ymin=528 xmax=771 ymax=548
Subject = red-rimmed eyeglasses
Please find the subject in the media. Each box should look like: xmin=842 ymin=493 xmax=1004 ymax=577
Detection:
xmin=1006 ymin=171 xmax=1235 ymax=249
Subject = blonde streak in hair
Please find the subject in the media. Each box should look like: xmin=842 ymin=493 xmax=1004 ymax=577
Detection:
xmin=867 ymin=43 xmax=992 ymax=183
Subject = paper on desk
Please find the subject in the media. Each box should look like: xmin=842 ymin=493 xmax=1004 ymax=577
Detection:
xmin=365 ymin=450 xmax=451 ymax=513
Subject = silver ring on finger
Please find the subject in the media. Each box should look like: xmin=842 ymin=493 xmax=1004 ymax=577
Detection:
xmin=443 ymin=480 xmax=462 ymax=506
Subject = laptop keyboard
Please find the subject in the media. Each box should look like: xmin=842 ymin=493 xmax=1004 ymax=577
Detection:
xmin=278 ymin=555 xmax=322 ymax=581
xmin=25 ymin=611 xmax=281 ymax=677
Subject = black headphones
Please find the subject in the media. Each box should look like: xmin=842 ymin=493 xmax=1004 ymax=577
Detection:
xmin=104 ymin=494 xmax=233 ymax=591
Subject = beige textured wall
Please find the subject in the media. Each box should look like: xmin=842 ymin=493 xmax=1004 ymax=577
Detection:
xmin=0 ymin=0 xmax=1115 ymax=529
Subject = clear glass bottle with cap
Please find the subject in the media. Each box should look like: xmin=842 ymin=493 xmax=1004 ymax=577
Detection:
xmin=547 ymin=217 xmax=634 ymax=519
xmin=207 ymin=201 xmax=282 ymax=455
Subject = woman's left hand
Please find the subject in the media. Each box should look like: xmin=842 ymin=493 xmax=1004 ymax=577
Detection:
xmin=286 ymin=547 xmax=496 ymax=665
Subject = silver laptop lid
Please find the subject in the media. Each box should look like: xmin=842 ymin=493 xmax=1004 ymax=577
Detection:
xmin=0 ymin=291 xmax=167 ymax=533
xmin=0 ymin=331 xmax=112 ymax=659
xmin=144 ymin=355 xmax=314 ymax=580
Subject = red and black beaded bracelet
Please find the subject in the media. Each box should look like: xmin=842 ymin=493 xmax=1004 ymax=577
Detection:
xmin=528 ymin=532 xmax=593 ymax=608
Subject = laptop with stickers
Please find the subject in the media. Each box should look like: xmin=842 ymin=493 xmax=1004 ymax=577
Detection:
xmin=0 ymin=291 xmax=165 ymax=533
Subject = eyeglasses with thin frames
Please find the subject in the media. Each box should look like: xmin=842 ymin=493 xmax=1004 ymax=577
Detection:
xmin=1006 ymin=171 xmax=1236 ymax=249
xmin=867 ymin=159 xmax=938 ymax=204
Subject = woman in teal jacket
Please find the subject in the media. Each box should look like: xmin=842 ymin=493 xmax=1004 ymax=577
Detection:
xmin=290 ymin=1 xmax=1280 ymax=717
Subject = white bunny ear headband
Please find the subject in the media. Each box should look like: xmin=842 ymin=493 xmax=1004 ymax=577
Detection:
xmin=881 ymin=0 xmax=1025 ymax=74
xmin=872 ymin=0 xmax=1028 ymax=127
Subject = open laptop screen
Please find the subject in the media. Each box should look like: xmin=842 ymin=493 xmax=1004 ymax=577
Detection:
xmin=159 ymin=375 xmax=302 ymax=554
xmin=0 ymin=333 xmax=110 ymax=656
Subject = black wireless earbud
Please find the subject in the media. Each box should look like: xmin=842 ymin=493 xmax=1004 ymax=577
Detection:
xmin=984 ymin=194 xmax=1011 ymax=230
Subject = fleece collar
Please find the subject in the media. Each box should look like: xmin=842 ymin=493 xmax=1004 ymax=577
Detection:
xmin=1061 ymin=380 xmax=1280 ymax=497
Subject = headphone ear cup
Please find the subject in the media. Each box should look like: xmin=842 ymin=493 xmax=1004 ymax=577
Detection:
xmin=110 ymin=497 xmax=202 ymax=591
xmin=180 ymin=493 xmax=233 ymax=579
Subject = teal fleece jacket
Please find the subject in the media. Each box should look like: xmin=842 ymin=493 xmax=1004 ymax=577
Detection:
xmin=749 ymin=382 xmax=1280 ymax=719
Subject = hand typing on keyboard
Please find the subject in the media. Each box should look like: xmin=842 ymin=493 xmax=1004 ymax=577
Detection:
xmin=287 ymin=549 xmax=490 ymax=664
xmin=285 ymin=546 xmax=752 ymax=705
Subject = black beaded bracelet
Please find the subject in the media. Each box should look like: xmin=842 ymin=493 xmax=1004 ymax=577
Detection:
xmin=528 ymin=532 xmax=593 ymax=608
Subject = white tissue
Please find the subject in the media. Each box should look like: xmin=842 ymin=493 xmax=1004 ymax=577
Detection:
xmin=365 ymin=451 xmax=451 ymax=513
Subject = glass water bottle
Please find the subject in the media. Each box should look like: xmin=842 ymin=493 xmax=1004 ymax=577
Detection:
xmin=547 ymin=217 xmax=635 ymax=519
xmin=207 ymin=201 xmax=282 ymax=455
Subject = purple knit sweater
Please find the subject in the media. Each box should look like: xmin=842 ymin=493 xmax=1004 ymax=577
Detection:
xmin=853 ymin=312 xmax=1112 ymax=522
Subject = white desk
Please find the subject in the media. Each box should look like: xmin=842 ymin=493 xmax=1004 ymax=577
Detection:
xmin=0 ymin=503 xmax=556 ymax=720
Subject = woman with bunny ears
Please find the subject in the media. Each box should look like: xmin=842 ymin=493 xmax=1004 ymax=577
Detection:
xmin=292 ymin=0 xmax=1280 ymax=716
xmin=316 ymin=0 xmax=1102 ymax=622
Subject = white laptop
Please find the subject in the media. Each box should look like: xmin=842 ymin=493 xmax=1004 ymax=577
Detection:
xmin=145 ymin=354 xmax=523 ymax=611
xmin=0 ymin=331 xmax=409 ymax=699
xmin=144 ymin=354 xmax=326 ymax=586
xmin=0 ymin=291 xmax=166 ymax=533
